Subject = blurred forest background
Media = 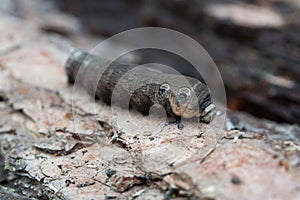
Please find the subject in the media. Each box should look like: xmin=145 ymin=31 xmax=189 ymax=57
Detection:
xmin=3 ymin=0 xmax=300 ymax=124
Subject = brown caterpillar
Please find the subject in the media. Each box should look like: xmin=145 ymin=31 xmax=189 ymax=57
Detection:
xmin=65 ymin=49 xmax=216 ymax=123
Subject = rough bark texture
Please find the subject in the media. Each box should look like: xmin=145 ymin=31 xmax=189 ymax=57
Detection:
xmin=0 ymin=1 xmax=299 ymax=200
